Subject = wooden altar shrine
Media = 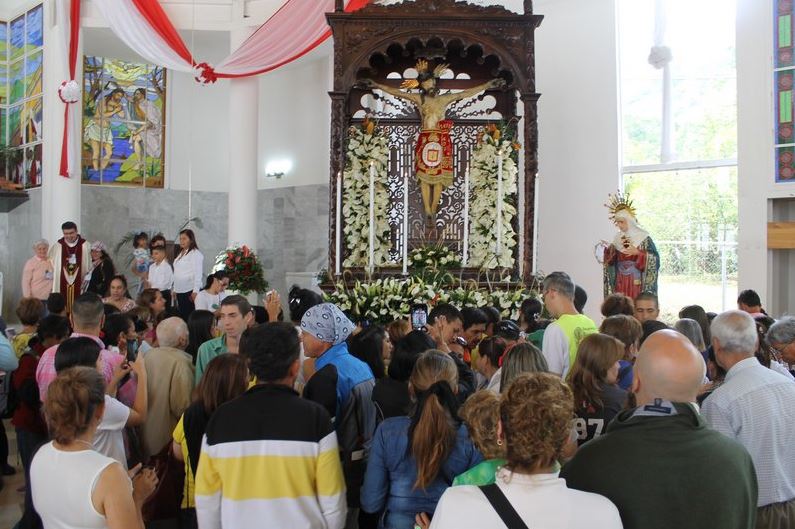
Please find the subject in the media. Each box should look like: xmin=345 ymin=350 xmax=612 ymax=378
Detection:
xmin=326 ymin=0 xmax=543 ymax=285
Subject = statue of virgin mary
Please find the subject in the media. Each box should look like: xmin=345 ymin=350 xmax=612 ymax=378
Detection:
xmin=601 ymin=193 xmax=660 ymax=299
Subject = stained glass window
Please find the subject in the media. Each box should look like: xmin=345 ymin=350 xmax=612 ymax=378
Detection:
xmin=776 ymin=0 xmax=795 ymax=182
xmin=0 ymin=5 xmax=44 ymax=189
xmin=81 ymin=57 xmax=167 ymax=188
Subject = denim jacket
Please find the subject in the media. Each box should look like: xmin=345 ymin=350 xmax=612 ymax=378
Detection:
xmin=360 ymin=416 xmax=482 ymax=527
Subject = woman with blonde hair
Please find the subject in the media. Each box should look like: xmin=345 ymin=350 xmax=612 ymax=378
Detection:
xmin=429 ymin=373 xmax=622 ymax=529
xmin=31 ymin=367 xmax=157 ymax=529
xmin=361 ymin=350 xmax=481 ymax=529
xmin=499 ymin=342 xmax=548 ymax=393
xmin=567 ymin=333 xmax=628 ymax=446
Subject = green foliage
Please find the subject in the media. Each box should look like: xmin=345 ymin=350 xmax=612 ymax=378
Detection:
xmin=625 ymin=167 xmax=737 ymax=280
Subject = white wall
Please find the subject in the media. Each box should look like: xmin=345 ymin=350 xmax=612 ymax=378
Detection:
xmin=534 ymin=0 xmax=621 ymax=321
xmin=258 ymin=54 xmax=332 ymax=189
xmin=736 ymin=0 xmax=795 ymax=315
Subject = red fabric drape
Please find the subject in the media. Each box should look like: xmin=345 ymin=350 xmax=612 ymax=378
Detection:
xmin=59 ymin=0 xmax=81 ymax=178
xmin=130 ymin=0 xmax=195 ymax=65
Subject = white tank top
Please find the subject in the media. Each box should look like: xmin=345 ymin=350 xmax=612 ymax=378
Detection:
xmin=31 ymin=442 xmax=121 ymax=529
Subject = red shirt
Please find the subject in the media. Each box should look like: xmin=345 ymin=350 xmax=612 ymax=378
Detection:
xmin=11 ymin=354 xmax=47 ymax=436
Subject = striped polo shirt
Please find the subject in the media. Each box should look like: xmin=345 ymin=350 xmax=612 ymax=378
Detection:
xmin=195 ymin=384 xmax=347 ymax=529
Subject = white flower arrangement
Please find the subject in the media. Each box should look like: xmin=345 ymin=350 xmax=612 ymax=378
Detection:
xmin=342 ymin=118 xmax=394 ymax=267
xmin=408 ymin=245 xmax=461 ymax=271
xmin=468 ymin=124 xmax=519 ymax=269
xmin=324 ymin=275 xmax=536 ymax=324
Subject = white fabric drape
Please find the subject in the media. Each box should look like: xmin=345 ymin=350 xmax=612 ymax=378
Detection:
xmin=92 ymin=0 xmax=194 ymax=73
xmin=92 ymin=0 xmax=370 ymax=83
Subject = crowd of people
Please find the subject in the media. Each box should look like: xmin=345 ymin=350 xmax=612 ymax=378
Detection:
xmin=2 ymin=221 xmax=795 ymax=529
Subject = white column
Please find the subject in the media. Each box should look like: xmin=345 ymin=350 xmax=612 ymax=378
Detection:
xmin=227 ymin=26 xmax=259 ymax=249
xmin=41 ymin=0 xmax=82 ymax=243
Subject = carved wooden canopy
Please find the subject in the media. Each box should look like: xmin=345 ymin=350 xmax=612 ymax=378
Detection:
xmin=326 ymin=0 xmax=543 ymax=282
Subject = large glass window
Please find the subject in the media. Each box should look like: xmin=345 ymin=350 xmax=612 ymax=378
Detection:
xmin=618 ymin=0 xmax=738 ymax=319
xmin=0 ymin=5 xmax=43 ymax=189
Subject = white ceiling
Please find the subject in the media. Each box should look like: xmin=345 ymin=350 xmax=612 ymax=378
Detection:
xmin=1 ymin=0 xmax=40 ymax=20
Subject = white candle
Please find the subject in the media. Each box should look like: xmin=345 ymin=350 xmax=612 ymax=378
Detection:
xmin=335 ymin=171 xmax=342 ymax=276
xmin=463 ymin=162 xmax=470 ymax=266
xmin=369 ymin=160 xmax=376 ymax=272
xmin=496 ymin=152 xmax=503 ymax=257
xmin=402 ymin=165 xmax=409 ymax=275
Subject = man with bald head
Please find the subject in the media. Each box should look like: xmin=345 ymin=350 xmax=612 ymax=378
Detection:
xmin=703 ymin=310 xmax=795 ymax=529
xmin=141 ymin=317 xmax=195 ymax=459
xmin=561 ymin=330 xmax=758 ymax=529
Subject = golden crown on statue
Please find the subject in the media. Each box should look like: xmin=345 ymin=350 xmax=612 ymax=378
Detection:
xmin=605 ymin=192 xmax=638 ymax=221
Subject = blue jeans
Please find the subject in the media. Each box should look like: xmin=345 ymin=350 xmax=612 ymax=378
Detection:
xmin=382 ymin=511 xmax=416 ymax=529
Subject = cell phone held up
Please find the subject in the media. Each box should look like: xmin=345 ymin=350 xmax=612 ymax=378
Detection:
xmin=411 ymin=304 xmax=428 ymax=331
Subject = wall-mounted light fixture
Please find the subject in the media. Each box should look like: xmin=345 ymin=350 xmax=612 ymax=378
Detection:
xmin=264 ymin=159 xmax=293 ymax=179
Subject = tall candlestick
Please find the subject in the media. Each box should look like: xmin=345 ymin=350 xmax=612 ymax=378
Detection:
xmin=335 ymin=171 xmax=342 ymax=275
xmin=368 ymin=160 xmax=376 ymax=273
xmin=463 ymin=162 xmax=470 ymax=266
xmin=402 ymin=166 xmax=409 ymax=276
xmin=496 ymin=152 xmax=503 ymax=257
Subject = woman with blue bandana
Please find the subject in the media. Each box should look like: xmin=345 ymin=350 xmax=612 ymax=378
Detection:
xmin=301 ymin=303 xmax=377 ymax=528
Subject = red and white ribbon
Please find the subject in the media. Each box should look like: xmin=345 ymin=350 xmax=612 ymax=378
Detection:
xmin=93 ymin=0 xmax=370 ymax=84
xmin=57 ymin=0 xmax=81 ymax=178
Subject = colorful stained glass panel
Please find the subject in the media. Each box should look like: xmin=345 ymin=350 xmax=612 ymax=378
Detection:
xmin=778 ymin=0 xmax=795 ymax=68
xmin=26 ymin=50 xmax=42 ymax=98
xmin=777 ymin=146 xmax=795 ymax=182
xmin=8 ymin=104 xmax=21 ymax=147
xmin=0 ymin=22 xmax=7 ymax=57
xmin=23 ymin=97 xmax=41 ymax=143
xmin=9 ymin=16 xmax=24 ymax=62
xmin=25 ymin=144 xmax=41 ymax=187
xmin=26 ymin=6 xmax=43 ymax=48
xmin=0 ymin=63 xmax=7 ymax=105
xmin=82 ymin=56 xmax=166 ymax=188
xmin=9 ymin=60 xmax=23 ymax=105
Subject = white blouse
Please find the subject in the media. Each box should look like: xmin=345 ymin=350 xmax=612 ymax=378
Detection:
xmin=173 ymin=249 xmax=204 ymax=294
xmin=195 ymin=290 xmax=222 ymax=312
xmin=429 ymin=469 xmax=623 ymax=529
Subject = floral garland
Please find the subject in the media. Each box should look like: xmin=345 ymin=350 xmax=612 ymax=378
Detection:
xmin=408 ymin=245 xmax=461 ymax=271
xmin=324 ymin=275 xmax=536 ymax=324
xmin=468 ymin=123 xmax=520 ymax=269
xmin=343 ymin=118 xmax=393 ymax=267
xmin=214 ymin=245 xmax=269 ymax=295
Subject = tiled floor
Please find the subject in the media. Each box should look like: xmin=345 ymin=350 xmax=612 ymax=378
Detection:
xmin=0 ymin=421 xmax=25 ymax=529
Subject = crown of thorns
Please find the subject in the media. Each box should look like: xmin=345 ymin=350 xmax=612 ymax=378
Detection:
xmin=400 ymin=59 xmax=449 ymax=90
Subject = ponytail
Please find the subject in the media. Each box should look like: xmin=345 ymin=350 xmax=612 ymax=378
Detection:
xmin=408 ymin=355 xmax=460 ymax=489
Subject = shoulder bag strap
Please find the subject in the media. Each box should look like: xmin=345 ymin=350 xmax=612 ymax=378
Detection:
xmin=479 ymin=483 xmax=529 ymax=529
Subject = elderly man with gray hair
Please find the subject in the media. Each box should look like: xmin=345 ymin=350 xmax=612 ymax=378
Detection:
xmin=703 ymin=310 xmax=795 ymax=529
xmin=21 ymin=239 xmax=53 ymax=305
xmin=141 ymin=316 xmax=195 ymax=459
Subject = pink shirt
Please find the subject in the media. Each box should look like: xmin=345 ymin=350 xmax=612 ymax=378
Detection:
xmin=35 ymin=333 xmax=122 ymax=403
xmin=22 ymin=256 xmax=53 ymax=300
